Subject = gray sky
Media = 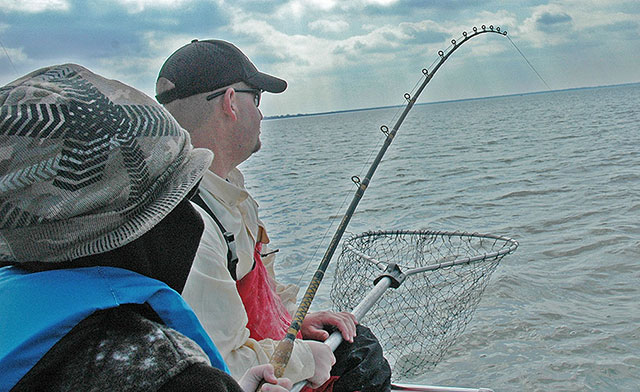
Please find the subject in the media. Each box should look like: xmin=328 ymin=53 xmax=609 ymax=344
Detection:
xmin=1 ymin=0 xmax=638 ymax=116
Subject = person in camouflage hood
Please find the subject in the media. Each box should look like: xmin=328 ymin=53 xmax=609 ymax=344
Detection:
xmin=0 ymin=63 xmax=291 ymax=392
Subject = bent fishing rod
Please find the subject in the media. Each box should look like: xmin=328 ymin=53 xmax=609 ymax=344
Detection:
xmin=265 ymin=24 xmax=515 ymax=382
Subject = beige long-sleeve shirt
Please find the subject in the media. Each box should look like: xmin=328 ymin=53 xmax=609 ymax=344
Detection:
xmin=182 ymin=168 xmax=315 ymax=383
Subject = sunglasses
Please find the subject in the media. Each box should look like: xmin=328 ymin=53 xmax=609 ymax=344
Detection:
xmin=206 ymin=88 xmax=262 ymax=107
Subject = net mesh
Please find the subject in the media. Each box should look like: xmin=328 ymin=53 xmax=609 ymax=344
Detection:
xmin=330 ymin=230 xmax=518 ymax=381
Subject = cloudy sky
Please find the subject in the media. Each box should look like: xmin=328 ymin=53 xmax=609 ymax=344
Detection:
xmin=1 ymin=0 xmax=638 ymax=116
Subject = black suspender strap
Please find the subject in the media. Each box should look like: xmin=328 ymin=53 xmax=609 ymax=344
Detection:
xmin=191 ymin=192 xmax=240 ymax=281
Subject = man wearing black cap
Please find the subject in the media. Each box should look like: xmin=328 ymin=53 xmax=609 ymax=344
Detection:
xmin=156 ymin=40 xmax=391 ymax=391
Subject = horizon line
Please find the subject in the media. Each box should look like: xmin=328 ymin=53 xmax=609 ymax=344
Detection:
xmin=265 ymin=81 xmax=639 ymax=120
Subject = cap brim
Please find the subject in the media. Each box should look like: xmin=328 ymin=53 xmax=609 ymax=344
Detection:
xmin=246 ymin=71 xmax=287 ymax=93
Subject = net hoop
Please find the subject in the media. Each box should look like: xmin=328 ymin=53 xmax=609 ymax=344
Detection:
xmin=344 ymin=230 xmax=517 ymax=271
xmin=331 ymin=230 xmax=518 ymax=381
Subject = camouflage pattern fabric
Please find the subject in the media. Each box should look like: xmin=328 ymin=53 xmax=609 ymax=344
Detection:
xmin=0 ymin=64 xmax=212 ymax=263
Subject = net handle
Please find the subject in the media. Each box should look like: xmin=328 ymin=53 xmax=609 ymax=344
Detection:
xmin=291 ymin=276 xmax=395 ymax=392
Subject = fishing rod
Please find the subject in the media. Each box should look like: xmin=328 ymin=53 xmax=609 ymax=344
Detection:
xmin=264 ymin=24 xmax=513 ymax=383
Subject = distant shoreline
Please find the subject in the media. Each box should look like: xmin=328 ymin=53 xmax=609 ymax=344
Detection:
xmin=265 ymin=81 xmax=639 ymax=120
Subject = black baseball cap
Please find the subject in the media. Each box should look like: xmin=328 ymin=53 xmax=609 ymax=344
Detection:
xmin=156 ymin=39 xmax=287 ymax=104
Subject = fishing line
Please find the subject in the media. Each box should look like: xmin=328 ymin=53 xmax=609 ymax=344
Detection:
xmin=261 ymin=25 xmax=520 ymax=387
xmin=507 ymin=34 xmax=552 ymax=90
xmin=293 ymin=182 xmax=353 ymax=290
xmin=294 ymin=26 xmax=514 ymax=289
xmin=296 ymin=50 xmax=442 ymax=289
xmin=293 ymin=92 xmax=408 ymax=290
xmin=293 ymin=126 xmax=387 ymax=291
xmin=292 ymin=24 xmax=552 ymax=307
xmin=0 ymin=38 xmax=19 ymax=77
xmin=263 ymin=24 xmax=551 ymax=390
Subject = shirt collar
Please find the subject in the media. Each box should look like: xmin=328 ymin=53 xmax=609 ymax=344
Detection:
xmin=200 ymin=168 xmax=249 ymax=207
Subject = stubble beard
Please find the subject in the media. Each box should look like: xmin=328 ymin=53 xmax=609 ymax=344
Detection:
xmin=252 ymin=139 xmax=261 ymax=154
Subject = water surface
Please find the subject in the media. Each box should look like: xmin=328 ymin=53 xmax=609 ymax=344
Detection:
xmin=241 ymin=84 xmax=640 ymax=391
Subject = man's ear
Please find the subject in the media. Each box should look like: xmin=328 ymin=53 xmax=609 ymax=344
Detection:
xmin=221 ymin=88 xmax=238 ymax=121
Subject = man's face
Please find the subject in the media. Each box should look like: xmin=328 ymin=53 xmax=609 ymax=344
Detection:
xmin=233 ymin=83 xmax=264 ymax=157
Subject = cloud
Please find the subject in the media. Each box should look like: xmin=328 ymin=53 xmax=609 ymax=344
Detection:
xmin=3 ymin=46 xmax=27 ymax=62
xmin=356 ymin=0 xmax=490 ymax=17
xmin=227 ymin=15 xmax=325 ymax=71
xmin=2 ymin=1 xmax=230 ymax=61
xmin=518 ymin=2 xmax=640 ymax=48
xmin=472 ymin=9 xmax=519 ymax=34
xmin=276 ymin=0 xmax=337 ymax=17
xmin=601 ymin=20 xmax=639 ymax=34
xmin=331 ymin=19 xmax=466 ymax=64
xmin=536 ymin=11 xmax=572 ymax=27
xmin=519 ymin=5 xmax=575 ymax=47
xmin=331 ymin=26 xmax=409 ymax=60
xmin=227 ymin=8 xmax=513 ymax=84
xmin=0 ymin=46 xmax=27 ymax=70
xmin=570 ymin=8 xmax=639 ymax=31
xmin=115 ymin=0 xmax=194 ymax=13
xmin=0 ymin=0 xmax=69 ymax=13
xmin=273 ymin=0 xmax=400 ymax=19
xmin=2 ymin=0 xmax=638 ymax=115
xmin=308 ymin=19 xmax=349 ymax=34
xmin=362 ymin=0 xmax=398 ymax=5
xmin=398 ymin=20 xmax=451 ymax=45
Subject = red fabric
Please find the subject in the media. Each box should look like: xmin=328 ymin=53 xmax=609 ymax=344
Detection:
xmin=236 ymin=242 xmax=302 ymax=340
xmin=300 ymin=376 xmax=340 ymax=392
xmin=237 ymin=243 xmax=339 ymax=392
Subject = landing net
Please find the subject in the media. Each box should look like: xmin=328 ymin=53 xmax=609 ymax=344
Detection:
xmin=330 ymin=230 xmax=518 ymax=380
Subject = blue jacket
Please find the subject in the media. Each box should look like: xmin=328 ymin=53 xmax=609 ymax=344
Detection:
xmin=0 ymin=266 xmax=229 ymax=390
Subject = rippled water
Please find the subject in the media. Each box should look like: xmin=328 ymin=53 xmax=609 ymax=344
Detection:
xmin=241 ymin=83 xmax=640 ymax=391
